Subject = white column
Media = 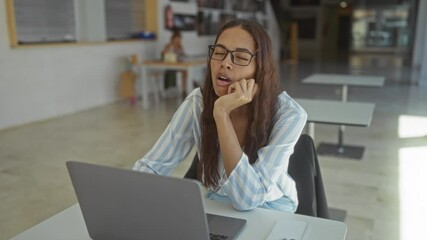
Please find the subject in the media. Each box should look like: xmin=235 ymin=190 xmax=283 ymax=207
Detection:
xmin=413 ymin=0 xmax=427 ymax=86
xmin=421 ymin=33 xmax=427 ymax=86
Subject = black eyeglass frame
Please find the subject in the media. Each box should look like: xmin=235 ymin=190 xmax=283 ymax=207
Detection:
xmin=208 ymin=44 xmax=256 ymax=66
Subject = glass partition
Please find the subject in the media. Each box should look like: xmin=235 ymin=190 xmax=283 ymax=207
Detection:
xmin=351 ymin=6 xmax=410 ymax=52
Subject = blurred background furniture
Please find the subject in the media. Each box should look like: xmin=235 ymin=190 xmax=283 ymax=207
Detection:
xmin=301 ymin=74 xmax=384 ymax=159
xmin=140 ymin=59 xmax=206 ymax=109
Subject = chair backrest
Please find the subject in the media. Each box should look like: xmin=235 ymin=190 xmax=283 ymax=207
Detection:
xmin=287 ymin=134 xmax=329 ymax=218
xmin=184 ymin=134 xmax=329 ymax=219
xmin=183 ymin=153 xmax=198 ymax=180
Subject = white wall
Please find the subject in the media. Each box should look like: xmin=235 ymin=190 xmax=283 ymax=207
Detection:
xmin=0 ymin=1 xmax=158 ymax=130
xmin=0 ymin=0 xmax=280 ymax=130
xmin=411 ymin=0 xmax=425 ymax=67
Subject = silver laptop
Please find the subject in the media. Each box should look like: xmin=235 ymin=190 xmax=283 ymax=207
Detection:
xmin=66 ymin=161 xmax=246 ymax=240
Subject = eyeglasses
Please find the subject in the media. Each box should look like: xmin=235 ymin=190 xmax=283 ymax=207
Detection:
xmin=208 ymin=44 xmax=256 ymax=66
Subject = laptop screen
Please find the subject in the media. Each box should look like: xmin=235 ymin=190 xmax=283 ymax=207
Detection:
xmin=66 ymin=161 xmax=246 ymax=240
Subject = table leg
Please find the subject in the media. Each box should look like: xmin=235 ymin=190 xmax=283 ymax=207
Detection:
xmin=339 ymin=84 xmax=347 ymax=143
xmin=308 ymin=122 xmax=315 ymax=140
xmin=186 ymin=66 xmax=194 ymax=97
xmin=338 ymin=125 xmax=346 ymax=146
xmin=337 ymin=84 xmax=346 ymax=154
xmin=141 ymin=65 xmax=149 ymax=109
xmin=341 ymin=85 xmax=348 ymax=102
xmin=317 ymin=84 xmax=365 ymax=159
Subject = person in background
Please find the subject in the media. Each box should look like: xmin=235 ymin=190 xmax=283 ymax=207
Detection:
xmin=161 ymin=30 xmax=188 ymax=97
xmin=161 ymin=30 xmax=185 ymax=59
xmin=134 ymin=19 xmax=307 ymax=212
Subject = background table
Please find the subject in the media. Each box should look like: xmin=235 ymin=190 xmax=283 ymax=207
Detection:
xmin=302 ymin=73 xmax=385 ymax=102
xmin=140 ymin=59 xmax=206 ymax=109
xmin=295 ymin=98 xmax=375 ymax=139
xmin=301 ymin=73 xmax=384 ymax=159
xmin=295 ymin=98 xmax=375 ymax=219
xmin=11 ymin=199 xmax=347 ymax=240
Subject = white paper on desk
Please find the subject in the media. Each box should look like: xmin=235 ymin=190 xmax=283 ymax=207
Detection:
xmin=265 ymin=218 xmax=307 ymax=240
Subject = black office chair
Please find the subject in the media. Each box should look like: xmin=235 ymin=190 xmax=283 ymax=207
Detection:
xmin=287 ymin=134 xmax=329 ymax=218
xmin=184 ymin=134 xmax=330 ymax=219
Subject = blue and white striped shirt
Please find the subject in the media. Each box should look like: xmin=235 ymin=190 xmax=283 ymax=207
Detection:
xmin=133 ymin=88 xmax=307 ymax=212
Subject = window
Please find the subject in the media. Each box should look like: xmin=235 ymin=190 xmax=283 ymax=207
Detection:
xmin=6 ymin=0 xmax=157 ymax=47
xmin=105 ymin=0 xmax=146 ymax=40
xmin=12 ymin=0 xmax=76 ymax=44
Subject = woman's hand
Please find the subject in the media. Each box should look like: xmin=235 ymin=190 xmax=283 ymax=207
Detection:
xmin=214 ymin=79 xmax=258 ymax=117
xmin=213 ymin=78 xmax=258 ymax=176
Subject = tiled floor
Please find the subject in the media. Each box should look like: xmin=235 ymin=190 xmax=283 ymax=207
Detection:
xmin=1 ymin=53 xmax=427 ymax=240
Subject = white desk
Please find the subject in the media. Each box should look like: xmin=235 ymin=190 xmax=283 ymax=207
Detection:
xmin=296 ymin=98 xmax=375 ymax=127
xmin=11 ymin=199 xmax=347 ymax=240
xmin=296 ymin=98 xmax=375 ymax=159
xmin=140 ymin=59 xmax=206 ymax=109
xmin=301 ymin=73 xmax=385 ymax=102
xmin=295 ymin=98 xmax=375 ymax=219
xmin=301 ymin=73 xmax=384 ymax=159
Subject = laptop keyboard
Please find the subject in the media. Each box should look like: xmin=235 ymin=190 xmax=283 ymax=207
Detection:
xmin=209 ymin=232 xmax=229 ymax=240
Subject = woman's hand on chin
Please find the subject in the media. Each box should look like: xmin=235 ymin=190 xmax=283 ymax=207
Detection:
xmin=213 ymin=79 xmax=258 ymax=118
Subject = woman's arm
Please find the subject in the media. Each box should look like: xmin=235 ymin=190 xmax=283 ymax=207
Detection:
xmin=213 ymin=79 xmax=257 ymax=176
xmin=161 ymin=43 xmax=172 ymax=56
xmin=214 ymin=111 xmax=243 ymax=176
xmin=133 ymin=90 xmax=201 ymax=175
xmin=220 ymin=93 xmax=307 ymax=211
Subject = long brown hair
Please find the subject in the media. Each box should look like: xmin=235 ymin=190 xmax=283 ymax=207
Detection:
xmin=199 ymin=19 xmax=280 ymax=188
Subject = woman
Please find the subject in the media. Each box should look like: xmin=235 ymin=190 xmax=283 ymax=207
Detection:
xmin=161 ymin=30 xmax=185 ymax=59
xmin=134 ymin=19 xmax=307 ymax=212
xmin=161 ymin=30 xmax=187 ymax=96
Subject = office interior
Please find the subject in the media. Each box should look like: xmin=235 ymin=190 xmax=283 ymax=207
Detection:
xmin=1 ymin=0 xmax=427 ymax=239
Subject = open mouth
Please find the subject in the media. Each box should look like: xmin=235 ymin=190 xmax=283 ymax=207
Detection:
xmin=216 ymin=74 xmax=231 ymax=87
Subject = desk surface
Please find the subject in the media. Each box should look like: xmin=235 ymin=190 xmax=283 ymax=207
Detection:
xmin=11 ymin=199 xmax=347 ymax=240
xmin=302 ymin=73 xmax=385 ymax=87
xmin=296 ymin=98 xmax=375 ymax=127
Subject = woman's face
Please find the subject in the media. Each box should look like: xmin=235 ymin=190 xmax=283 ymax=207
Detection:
xmin=172 ymin=36 xmax=181 ymax=47
xmin=210 ymin=27 xmax=256 ymax=97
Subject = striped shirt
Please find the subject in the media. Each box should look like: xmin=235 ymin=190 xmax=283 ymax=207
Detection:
xmin=133 ymin=88 xmax=307 ymax=211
